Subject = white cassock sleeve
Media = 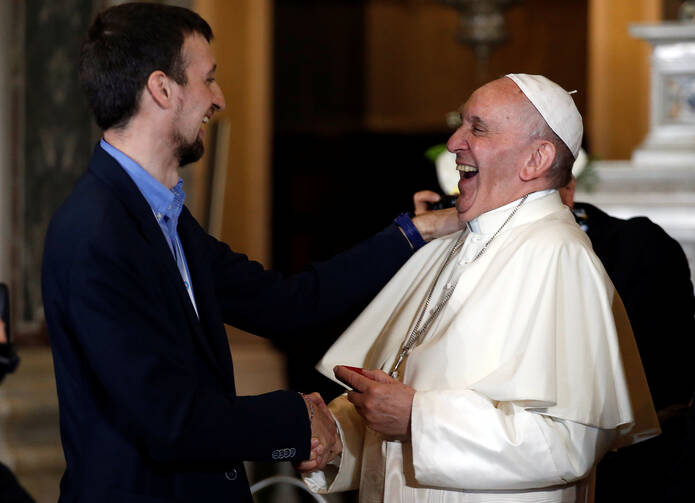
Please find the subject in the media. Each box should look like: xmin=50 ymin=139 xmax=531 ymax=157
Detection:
xmin=305 ymin=391 xmax=617 ymax=493
xmin=411 ymin=389 xmax=617 ymax=490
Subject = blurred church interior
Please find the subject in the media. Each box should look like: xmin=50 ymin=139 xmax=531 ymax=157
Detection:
xmin=0 ymin=0 xmax=693 ymax=501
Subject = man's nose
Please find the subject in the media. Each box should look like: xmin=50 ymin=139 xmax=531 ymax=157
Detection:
xmin=213 ymin=83 xmax=226 ymax=112
xmin=446 ymin=127 xmax=468 ymax=153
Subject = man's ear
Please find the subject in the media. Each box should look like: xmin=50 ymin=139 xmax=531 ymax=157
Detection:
xmin=520 ymin=140 xmax=555 ymax=181
xmin=145 ymin=70 xmax=174 ymax=109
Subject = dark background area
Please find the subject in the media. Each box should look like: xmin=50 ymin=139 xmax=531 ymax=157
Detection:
xmin=272 ymin=1 xmax=449 ymax=400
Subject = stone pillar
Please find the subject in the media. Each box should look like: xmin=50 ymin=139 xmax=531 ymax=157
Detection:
xmin=19 ymin=0 xmax=96 ymax=327
xmin=0 ymin=1 xmax=12 ymax=287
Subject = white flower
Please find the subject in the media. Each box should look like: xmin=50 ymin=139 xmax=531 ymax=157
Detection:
xmin=435 ymin=150 xmax=460 ymax=195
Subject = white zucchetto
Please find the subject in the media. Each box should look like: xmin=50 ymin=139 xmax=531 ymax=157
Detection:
xmin=506 ymin=73 xmax=583 ymax=158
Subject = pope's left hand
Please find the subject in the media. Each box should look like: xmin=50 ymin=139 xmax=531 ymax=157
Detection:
xmin=334 ymin=365 xmax=415 ymax=440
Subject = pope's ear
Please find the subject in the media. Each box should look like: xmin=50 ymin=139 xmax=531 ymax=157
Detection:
xmin=145 ymin=70 xmax=174 ymax=109
xmin=520 ymin=140 xmax=555 ymax=181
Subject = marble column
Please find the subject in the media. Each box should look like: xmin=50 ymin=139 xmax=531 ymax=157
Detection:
xmin=0 ymin=1 xmax=12 ymax=288
xmin=20 ymin=0 xmax=97 ymax=327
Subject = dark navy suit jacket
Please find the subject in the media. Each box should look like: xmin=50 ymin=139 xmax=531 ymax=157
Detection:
xmin=572 ymin=202 xmax=695 ymax=502
xmin=42 ymin=145 xmax=413 ymax=502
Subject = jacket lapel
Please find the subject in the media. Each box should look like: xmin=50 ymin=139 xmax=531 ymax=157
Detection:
xmin=177 ymin=209 xmax=238 ymax=392
xmin=87 ymin=144 xmax=231 ymax=387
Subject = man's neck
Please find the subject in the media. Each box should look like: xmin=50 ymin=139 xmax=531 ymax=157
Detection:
xmin=103 ymin=123 xmax=179 ymax=189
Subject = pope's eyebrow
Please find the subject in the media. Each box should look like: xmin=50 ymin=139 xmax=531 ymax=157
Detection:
xmin=206 ymin=63 xmax=217 ymax=77
xmin=470 ymin=115 xmax=489 ymax=130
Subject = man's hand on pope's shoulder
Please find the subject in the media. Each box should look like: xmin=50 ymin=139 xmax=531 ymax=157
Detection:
xmin=334 ymin=366 xmax=415 ymax=441
xmin=411 ymin=190 xmax=461 ymax=241
xmin=294 ymin=392 xmax=342 ymax=473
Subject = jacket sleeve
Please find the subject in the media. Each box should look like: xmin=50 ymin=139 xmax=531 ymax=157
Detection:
xmin=197 ymin=219 xmax=414 ymax=340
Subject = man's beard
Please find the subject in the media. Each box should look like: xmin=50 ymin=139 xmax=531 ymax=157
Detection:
xmin=173 ymin=132 xmax=204 ymax=167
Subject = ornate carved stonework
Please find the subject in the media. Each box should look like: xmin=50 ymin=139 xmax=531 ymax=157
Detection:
xmin=630 ymin=22 xmax=695 ymax=167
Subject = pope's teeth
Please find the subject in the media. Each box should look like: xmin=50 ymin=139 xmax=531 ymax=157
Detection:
xmin=456 ymin=164 xmax=478 ymax=173
xmin=202 ymin=117 xmax=209 ymax=124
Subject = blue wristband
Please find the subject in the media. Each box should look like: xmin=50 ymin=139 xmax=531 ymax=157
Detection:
xmin=394 ymin=213 xmax=426 ymax=251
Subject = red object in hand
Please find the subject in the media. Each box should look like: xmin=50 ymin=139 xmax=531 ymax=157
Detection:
xmin=335 ymin=366 xmax=371 ymax=390
xmin=343 ymin=366 xmax=369 ymax=377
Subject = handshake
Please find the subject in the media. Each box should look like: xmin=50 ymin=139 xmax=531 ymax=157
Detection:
xmin=295 ymin=392 xmax=342 ymax=473
xmin=294 ymin=366 xmax=417 ymax=473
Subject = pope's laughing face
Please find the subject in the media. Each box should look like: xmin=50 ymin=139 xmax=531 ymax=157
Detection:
xmin=446 ymin=78 xmax=543 ymax=224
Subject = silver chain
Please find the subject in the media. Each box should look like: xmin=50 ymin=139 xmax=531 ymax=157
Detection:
xmin=389 ymin=194 xmax=529 ymax=378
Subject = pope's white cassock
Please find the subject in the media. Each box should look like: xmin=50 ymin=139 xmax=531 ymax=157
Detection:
xmin=304 ymin=190 xmax=659 ymax=503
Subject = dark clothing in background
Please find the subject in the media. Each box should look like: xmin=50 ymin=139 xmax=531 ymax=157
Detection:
xmin=572 ymin=202 xmax=695 ymax=502
xmin=0 ymin=285 xmax=33 ymax=503
xmin=0 ymin=464 xmax=35 ymax=503
xmin=665 ymin=391 xmax=695 ymax=502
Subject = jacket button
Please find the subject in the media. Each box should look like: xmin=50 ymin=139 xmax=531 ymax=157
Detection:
xmin=225 ymin=469 xmax=238 ymax=481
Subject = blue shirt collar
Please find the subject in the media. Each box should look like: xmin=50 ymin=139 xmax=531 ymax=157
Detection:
xmin=100 ymin=138 xmax=185 ymax=232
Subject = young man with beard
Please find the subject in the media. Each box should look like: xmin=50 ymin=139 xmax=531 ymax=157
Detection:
xmin=41 ymin=3 xmax=457 ymax=502
xmin=303 ymin=75 xmax=659 ymax=502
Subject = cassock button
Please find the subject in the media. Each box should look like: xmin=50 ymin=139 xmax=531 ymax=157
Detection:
xmin=225 ymin=469 xmax=238 ymax=481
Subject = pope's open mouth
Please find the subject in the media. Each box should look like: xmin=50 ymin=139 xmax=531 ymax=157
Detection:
xmin=457 ymin=164 xmax=479 ymax=179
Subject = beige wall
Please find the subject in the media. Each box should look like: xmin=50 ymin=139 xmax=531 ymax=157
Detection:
xmin=587 ymin=0 xmax=661 ymax=160
xmin=192 ymin=1 xmax=285 ymax=385
xmin=193 ymin=0 xmax=272 ymax=266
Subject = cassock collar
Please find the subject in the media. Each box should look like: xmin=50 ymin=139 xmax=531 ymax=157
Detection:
xmin=467 ymin=189 xmax=559 ymax=234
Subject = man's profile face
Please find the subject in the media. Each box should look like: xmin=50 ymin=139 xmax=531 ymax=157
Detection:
xmin=446 ymin=78 xmax=540 ymax=223
xmin=171 ymin=33 xmax=226 ymax=166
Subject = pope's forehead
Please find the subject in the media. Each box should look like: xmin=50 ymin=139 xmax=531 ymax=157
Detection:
xmin=461 ymin=78 xmax=534 ymax=119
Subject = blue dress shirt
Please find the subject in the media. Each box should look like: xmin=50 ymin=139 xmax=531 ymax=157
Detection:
xmin=100 ymin=139 xmax=199 ymax=317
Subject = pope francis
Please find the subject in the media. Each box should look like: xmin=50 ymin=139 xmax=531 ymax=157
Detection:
xmin=300 ymin=74 xmax=659 ymax=502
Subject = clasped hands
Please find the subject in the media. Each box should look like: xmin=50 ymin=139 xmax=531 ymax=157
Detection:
xmin=295 ymin=366 xmax=416 ymax=473
xmin=295 ymin=392 xmax=341 ymax=473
